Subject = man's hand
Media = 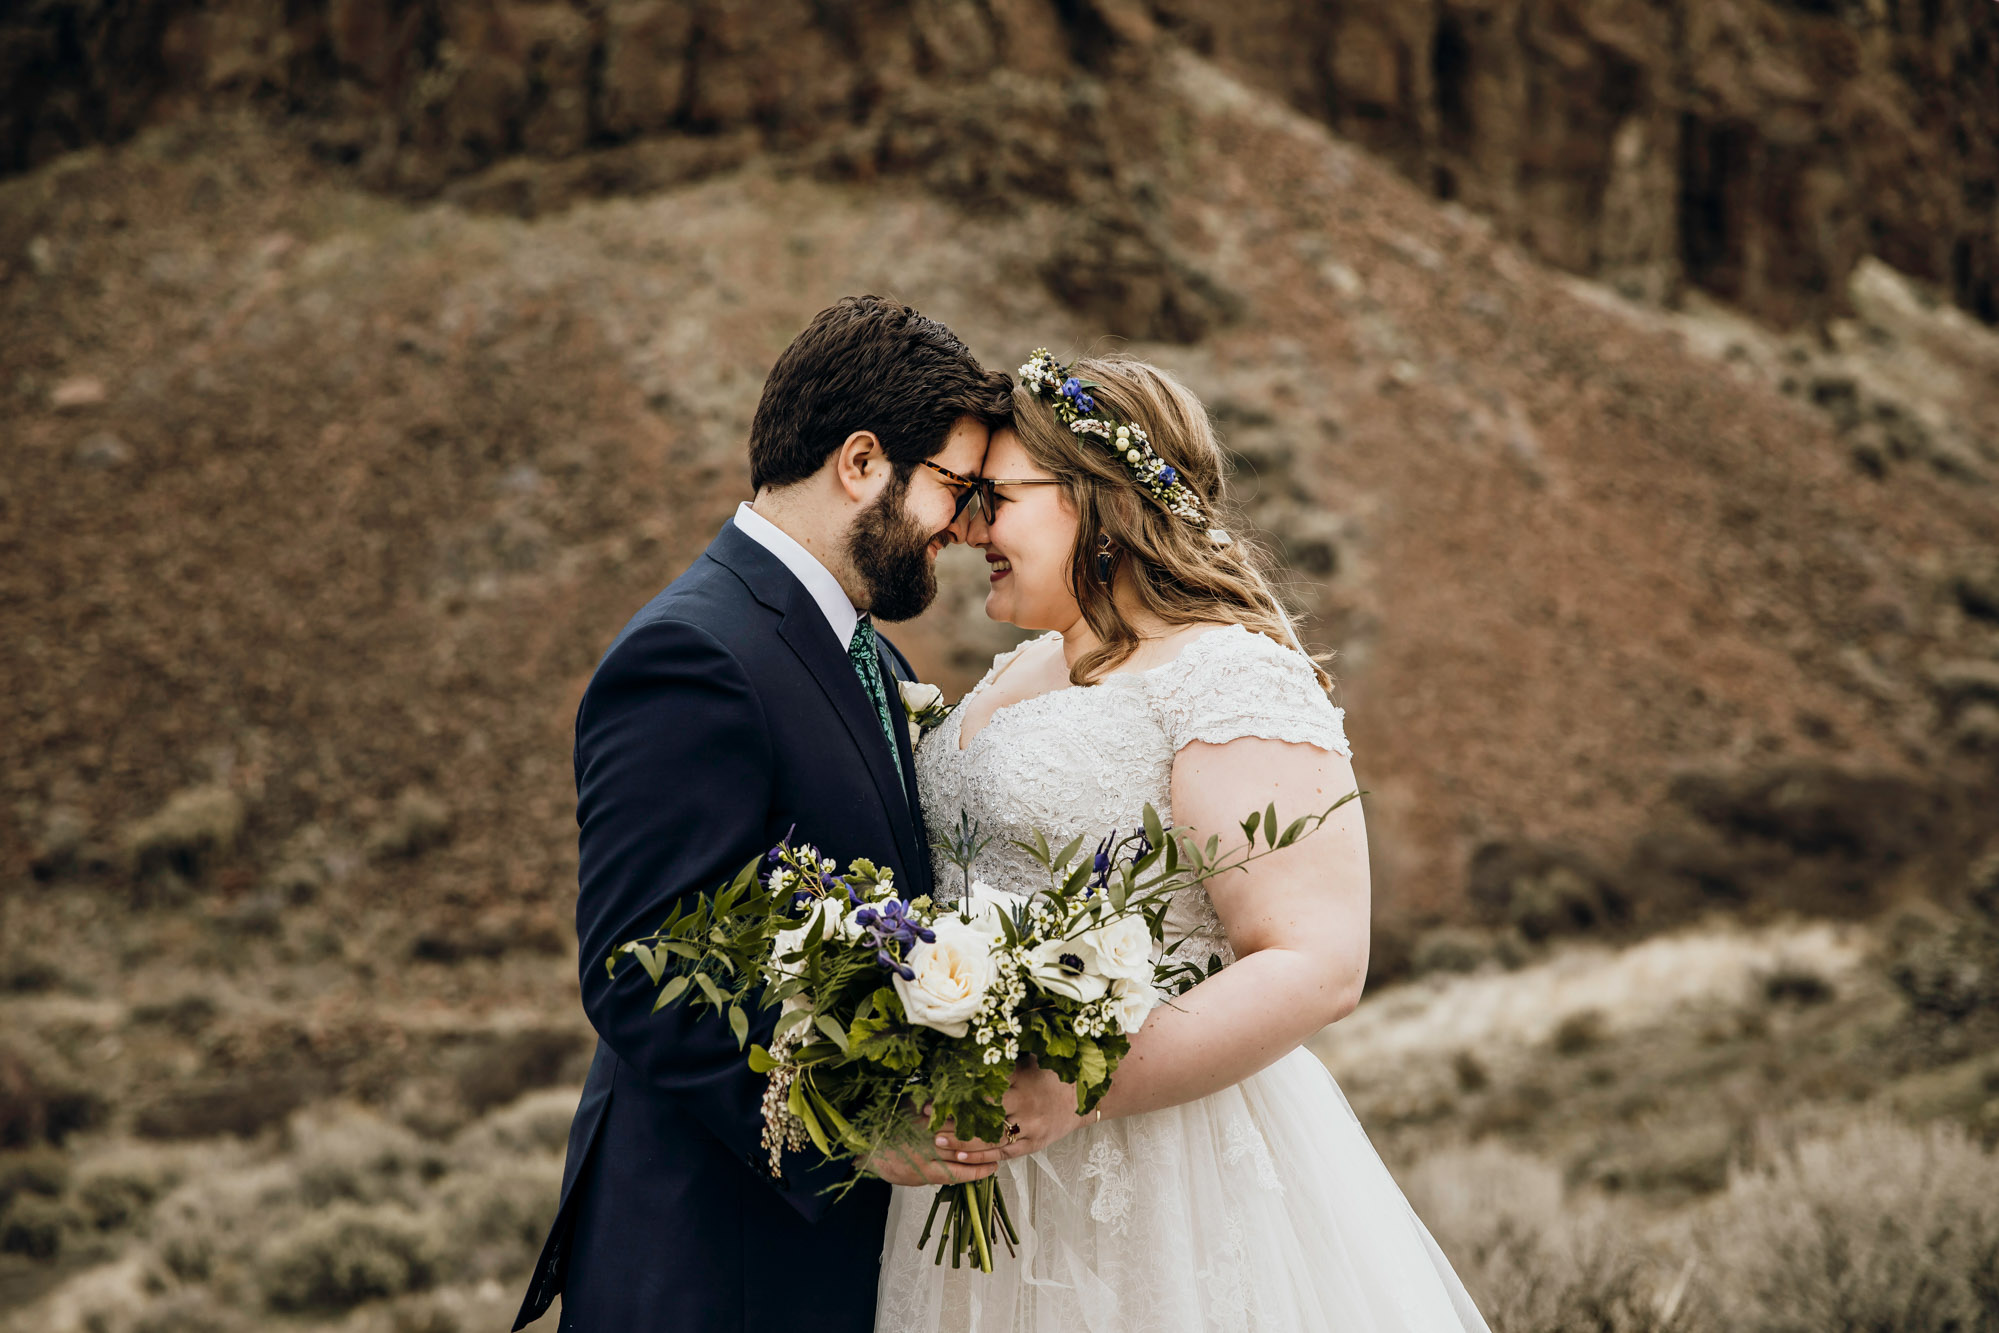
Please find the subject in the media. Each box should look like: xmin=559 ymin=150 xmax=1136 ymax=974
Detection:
xmin=859 ymin=1103 xmax=1002 ymax=1185
xmin=862 ymin=1142 xmax=999 ymax=1187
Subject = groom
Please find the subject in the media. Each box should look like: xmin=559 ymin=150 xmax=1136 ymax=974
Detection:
xmin=513 ymin=297 xmax=1012 ymax=1333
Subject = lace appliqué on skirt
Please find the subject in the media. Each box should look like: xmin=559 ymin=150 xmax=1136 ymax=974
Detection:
xmin=1080 ymin=1138 xmax=1134 ymax=1235
xmin=1222 ymin=1116 xmax=1285 ymax=1194
xmin=1194 ymin=1210 xmax=1253 ymax=1333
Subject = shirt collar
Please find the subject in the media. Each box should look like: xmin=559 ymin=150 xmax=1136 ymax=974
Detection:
xmin=732 ymin=501 xmax=861 ymax=649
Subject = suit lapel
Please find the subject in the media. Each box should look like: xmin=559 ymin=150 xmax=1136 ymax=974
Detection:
xmin=707 ymin=523 xmax=927 ymax=892
xmin=877 ymin=641 xmax=933 ymax=883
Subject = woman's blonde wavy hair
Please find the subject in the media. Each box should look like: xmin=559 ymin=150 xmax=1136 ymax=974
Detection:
xmin=1007 ymin=353 xmax=1333 ymax=694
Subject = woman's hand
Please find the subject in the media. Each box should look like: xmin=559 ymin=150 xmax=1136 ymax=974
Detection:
xmin=929 ymin=1062 xmax=1095 ymax=1164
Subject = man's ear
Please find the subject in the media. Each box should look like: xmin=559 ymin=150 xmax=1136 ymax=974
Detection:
xmin=832 ymin=430 xmax=890 ymax=503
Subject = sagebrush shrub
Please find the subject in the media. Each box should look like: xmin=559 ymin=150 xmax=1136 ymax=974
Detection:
xmin=0 ymin=1192 xmax=77 ymax=1260
xmin=437 ymin=1160 xmax=560 ymax=1278
xmin=1403 ymin=1141 xmax=1696 ymax=1333
xmin=1696 ymin=1117 xmax=1999 ymax=1333
xmin=122 ymin=785 xmax=243 ymax=881
xmin=449 ymin=1086 xmax=578 ymax=1162
xmin=257 ymin=1202 xmax=436 ymax=1312
xmin=290 ymin=1106 xmax=439 ymax=1208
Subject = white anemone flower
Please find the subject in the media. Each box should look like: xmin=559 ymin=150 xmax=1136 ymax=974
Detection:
xmin=1026 ymin=936 xmax=1109 ymax=1003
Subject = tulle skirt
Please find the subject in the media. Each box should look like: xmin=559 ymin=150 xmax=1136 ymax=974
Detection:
xmin=875 ymin=1047 xmax=1489 ymax=1333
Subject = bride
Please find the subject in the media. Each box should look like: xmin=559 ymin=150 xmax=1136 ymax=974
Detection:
xmin=875 ymin=352 xmax=1489 ymax=1332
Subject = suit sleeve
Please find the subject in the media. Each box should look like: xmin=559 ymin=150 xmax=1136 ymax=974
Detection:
xmin=571 ymin=617 xmax=839 ymax=1219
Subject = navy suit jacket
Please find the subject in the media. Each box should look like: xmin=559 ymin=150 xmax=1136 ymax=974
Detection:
xmin=514 ymin=520 xmax=933 ymax=1333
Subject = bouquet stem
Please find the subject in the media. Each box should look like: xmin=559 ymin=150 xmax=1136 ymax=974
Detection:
xmin=917 ymin=1176 xmax=1019 ymax=1273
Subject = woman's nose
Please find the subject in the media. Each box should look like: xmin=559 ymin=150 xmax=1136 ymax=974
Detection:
xmin=952 ymin=501 xmax=989 ymax=546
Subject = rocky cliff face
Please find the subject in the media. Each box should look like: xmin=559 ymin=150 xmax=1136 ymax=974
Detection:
xmin=4 ymin=0 xmax=1995 ymax=331
xmin=1154 ymin=0 xmax=1999 ymax=328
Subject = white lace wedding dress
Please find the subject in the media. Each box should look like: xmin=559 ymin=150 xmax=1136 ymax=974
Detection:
xmin=876 ymin=624 xmax=1489 ymax=1333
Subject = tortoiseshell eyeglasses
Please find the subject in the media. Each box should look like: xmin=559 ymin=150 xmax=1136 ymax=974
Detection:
xmin=919 ymin=460 xmax=1061 ymax=520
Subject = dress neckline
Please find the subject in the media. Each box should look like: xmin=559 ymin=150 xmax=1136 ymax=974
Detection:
xmin=953 ymin=624 xmax=1253 ymax=753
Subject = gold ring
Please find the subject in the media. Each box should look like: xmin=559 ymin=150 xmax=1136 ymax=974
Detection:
xmin=1002 ymin=1121 xmax=1022 ymax=1146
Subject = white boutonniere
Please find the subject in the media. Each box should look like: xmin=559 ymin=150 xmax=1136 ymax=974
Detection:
xmin=897 ymin=679 xmax=952 ymax=748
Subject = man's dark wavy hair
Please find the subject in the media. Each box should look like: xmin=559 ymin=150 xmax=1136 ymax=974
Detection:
xmin=748 ymin=296 xmax=1013 ymax=491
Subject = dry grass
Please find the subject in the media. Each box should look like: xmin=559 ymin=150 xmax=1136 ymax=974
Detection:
xmin=258 ymin=1203 xmax=438 ymax=1313
xmin=7 ymin=909 xmax=1991 ymax=1331
xmin=1320 ymin=920 xmax=1873 ymax=1074
xmin=1693 ymin=1117 xmax=1999 ymax=1332
xmin=1 ymin=1093 xmax=567 ymax=1333
xmin=1407 ymin=1142 xmax=1699 ymax=1333
xmin=1405 ymin=1115 xmax=1999 ymax=1333
xmin=119 ymin=786 xmax=244 ymax=883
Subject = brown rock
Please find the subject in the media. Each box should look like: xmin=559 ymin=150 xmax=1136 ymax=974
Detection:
xmin=50 ymin=376 xmax=107 ymax=410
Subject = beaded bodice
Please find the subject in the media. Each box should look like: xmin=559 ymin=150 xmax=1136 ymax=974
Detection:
xmin=913 ymin=625 xmax=1351 ymax=970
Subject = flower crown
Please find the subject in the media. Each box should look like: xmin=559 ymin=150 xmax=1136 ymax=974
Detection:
xmin=1016 ymin=349 xmax=1232 ymax=548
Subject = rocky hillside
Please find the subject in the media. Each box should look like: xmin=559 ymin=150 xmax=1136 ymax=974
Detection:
xmin=4 ymin=34 xmax=1997 ymax=946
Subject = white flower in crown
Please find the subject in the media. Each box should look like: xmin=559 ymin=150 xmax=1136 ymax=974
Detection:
xmin=1017 ymin=348 xmax=1232 ymax=547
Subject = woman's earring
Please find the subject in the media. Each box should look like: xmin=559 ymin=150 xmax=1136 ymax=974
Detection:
xmin=1095 ymin=534 xmax=1116 ymax=583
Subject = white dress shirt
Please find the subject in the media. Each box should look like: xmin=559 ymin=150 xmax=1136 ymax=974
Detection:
xmin=732 ymin=501 xmax=860 ymax=649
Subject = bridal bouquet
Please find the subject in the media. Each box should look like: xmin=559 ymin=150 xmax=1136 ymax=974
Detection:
xmin=610 ymin=798 xmax=1350 ymax=1271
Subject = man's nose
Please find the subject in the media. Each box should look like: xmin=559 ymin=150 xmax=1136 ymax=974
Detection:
xmin=945 ymin=500 xmax=979 ymax=545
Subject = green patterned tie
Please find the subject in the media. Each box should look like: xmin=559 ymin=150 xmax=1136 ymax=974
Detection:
xmin=848 ymin=615 xmax=905 ymax=785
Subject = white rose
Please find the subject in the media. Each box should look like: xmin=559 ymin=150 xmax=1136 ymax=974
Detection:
xmin=1108 ymin=977 xmax=1158 ymax=1035
xmin=893 ymin=918 xmax=998 ymax=1038
xmin=1026 ymin=936 xmax=1109 ymax=1003
xmin=898 ymin=680 xmax=945 ymax=748
xmin=897 ymin=680 xmax=944 ymax=714
xmin=1082 ymin=910 xmax=1155 ymax=985
xmin=959 ymin=879 xmax=1029 ymax=942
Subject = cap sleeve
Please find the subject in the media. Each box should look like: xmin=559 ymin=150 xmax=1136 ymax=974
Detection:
xmin=1145 ymin=625 xmax=1351 ymax=757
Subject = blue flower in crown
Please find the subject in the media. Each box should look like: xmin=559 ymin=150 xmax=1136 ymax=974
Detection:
xmin=1058 ymin=376 xmax=1096 ymax=413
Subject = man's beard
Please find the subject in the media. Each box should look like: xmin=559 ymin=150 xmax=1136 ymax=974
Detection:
xmin=846 ymin=469 xmax=939 ymax=623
